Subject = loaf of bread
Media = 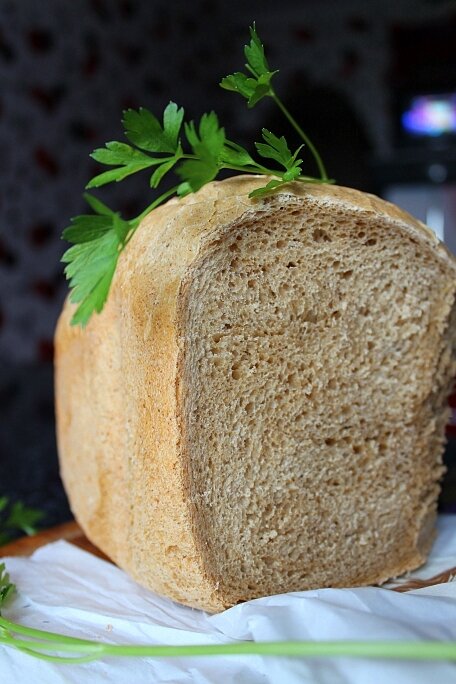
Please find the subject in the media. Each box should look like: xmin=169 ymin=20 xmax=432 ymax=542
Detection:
xmin=55 ymin=175 xmax=456 ymax=612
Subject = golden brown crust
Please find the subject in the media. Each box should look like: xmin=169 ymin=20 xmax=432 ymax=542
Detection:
xmin=55 ymin=176 xmax=456 ymax=612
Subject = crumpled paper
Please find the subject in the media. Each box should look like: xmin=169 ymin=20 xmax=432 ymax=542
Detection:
xmin=1 ymin=515 xmax=456 ymax=684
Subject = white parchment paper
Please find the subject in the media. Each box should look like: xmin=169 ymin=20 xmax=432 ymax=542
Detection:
xmin=1 ymin=515 xmax=456 ymax=683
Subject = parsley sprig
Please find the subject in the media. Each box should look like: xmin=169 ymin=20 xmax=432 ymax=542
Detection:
xmin=220 ymin=24 xmax=329 ymax=182
xmin=0 ymin=564 xmax=15 ymax=609
xmin=0 ymin=497 xmax=43 ymax=547
xmin=1 ymin=559 xmax=455 ymax=665
xmin=62 ymin=25 xmax=333 ymax=327
xmin=0 ymin=556 xmax=455 ymax=664
xmin=0 ymin=582 xmax=455 ymax=665
xmin=0 ymin=568 xmax=455 ymax=665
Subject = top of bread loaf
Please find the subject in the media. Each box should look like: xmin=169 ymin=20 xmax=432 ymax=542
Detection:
xmin=56 ymin=176 xmax=456 ymax=612
xmin=164 ymin=174 xmax=450 ymax=248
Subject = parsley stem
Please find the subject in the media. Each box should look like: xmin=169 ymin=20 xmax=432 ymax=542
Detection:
xmin=222 ymin=163 xmax=274 ymax=175
xmin=222 ymin=164 xmax=331 ymax=185
xmin=134 ymin=185 xmax=181 ymax=224
xmin=92 ymin=640 xmax=456 ymax=661
xmin=270 ymin=91 xmax=328 ymax=181
xmin=1 ymin=617 xmax=456 ymax=664
xmin=12 ymin=648 xmax=101 ymax=664
xmin=0 ymin=616 xmax=102 ymax=645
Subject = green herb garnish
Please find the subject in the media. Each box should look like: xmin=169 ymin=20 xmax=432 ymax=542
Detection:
xmin=62 ymin=25 xmax=333 ymax=327
xmin=0 ymin=570 xmax=455 ymax=665
xmin=0 ymin=563 xmax=15 ymax=609
xmin=0 ymin=563 xmax=455 ymax=665
xmin=0 ymin=600 xmax=456 ymax=664
xmin=220 ymin=24 xmax=328 ymax=182
xmin=0 ymin=497 xmax=44 ymax=546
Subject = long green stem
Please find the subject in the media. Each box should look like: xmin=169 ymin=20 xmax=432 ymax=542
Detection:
xmin=1 ymin=615 xmax=456 ymax=664
xmin=270 ymin=91 xmax=328 ymax=181
xmin=221 ymin=165 xmax=329 ymax=185
xmin=0 ymin=616 xmax=103 ymax=645
xmin=134 ymin=185 xmax=181 ymax=224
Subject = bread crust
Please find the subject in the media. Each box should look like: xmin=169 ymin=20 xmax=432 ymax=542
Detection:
xmin=55 ymin=176 xmax=456 ymax=611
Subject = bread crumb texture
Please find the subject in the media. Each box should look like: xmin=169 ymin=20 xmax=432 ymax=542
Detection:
xmin=55 ymin=176 xmax=456 ymax=612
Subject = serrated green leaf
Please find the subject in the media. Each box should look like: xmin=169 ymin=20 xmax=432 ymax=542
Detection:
xmin=220 ymin=72 xmax=255 ymax=98
xmin=149 ymin=158 xmax=178 ymax=188
xmin=220 ymin=26 xmax=277 ymax=108
xmin=221 ymin=141 xmax=255 ymax=166
xmin=199 ymin=112 xmax=224 ymax=148
xmin=283 ymin=167 xmax=302 ymax=182
xmin=69 ymin=260 xmax=118 ymax=327
xmin=122 ymin=103 xmax=184 ymax=154
xmin=63 ymin=215 xmax=114 ymax=243
xmin=90 ymin=141 xmax=152 ymax=166
xmin=244 ymin=24 xmax=271 ymax=77
xmin=290 ymin=144 xmax=305 ymax=164
xmin=255 ymin=129 xmax=303 ymax=180
xmin=6 ymin=502 xmax=43 ymax=537
xmin=179 ymin=112 xmax=225 ymax=192
xmin=256 ymin=129 xmax=292 ymax=165
xmin=113 ymin=214 xmax=131 ymax=243
xmin=184 ymin=112 xmax=225 ymax=159
xmin=66 ymin=250 xmax=117 ymax=321
xmin=0 ymin=497 xmax=44 ymax=548
xmin=64 ymin=247 xmax=119 ymax=303
xmin=123 ymin=108 xmax=166 ymax=151
xmin=83 ymin=193 xmax=115 ymax=216
xmin=163 ymin=101 xmax=185 ymax=150
xmin=177 ymin=158 xmax=219 ymax=193
xmin=249 ymin=178 xmax=285 ymax=198
xmin=87 ymin=140 xmax=167 ymax=189
xmin=220 ymin=72 xmax=274 ymax=107
xmin=177 ymin=181 xmax=192 ymax=197
xmin=86 ymin=162 xmax=155 ymax=189
xmin=62 ymin=211 xmax=132 ymax=327
xmin=255 ymin=142 xmax=283 ymax=164
xmin=0 ymin=562 xmax=15 ymax=610
xmin=247 ymin=81 xmax=272 ymax=108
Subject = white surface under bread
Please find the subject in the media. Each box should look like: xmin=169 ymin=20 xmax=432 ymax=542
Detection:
xmin=1 ymin=515 xmax=456 ymax=684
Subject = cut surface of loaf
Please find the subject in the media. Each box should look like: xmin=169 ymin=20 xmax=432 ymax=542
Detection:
xmin=55 ymin=176 xmax=456 ymax=612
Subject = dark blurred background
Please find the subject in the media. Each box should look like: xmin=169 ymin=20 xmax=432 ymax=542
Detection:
xmin=1 ymin=0 xmax=456 ymax=530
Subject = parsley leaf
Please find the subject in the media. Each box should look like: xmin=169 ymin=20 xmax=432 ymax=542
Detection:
xmin=87 ymin=103 xmax=185 ymax=190
xmin=221 ymin=141 xmax=255 ymax=167
xmin=82 ymin=192 xmax=115 ymax=216
xmin=0 ymin=563 xmax=15 ymax=611
xmin=244 ymin=24 xmax=271 ymax=77
xmin=62 ymin=197 xmax=131 ymax=327
xmin=123 ymin=102 xmax=184 ymax=154
xmin=255 ymin=128 xmax=303 ymax=180
xmin=0 ymin=497 xmax=44 ymax=546
xmin=220 ymin=25 xmax=278 ymax=107
xmin=6 ymin=502 xmax=43 ymax=537
xmin=248 ymin=178 xmax=286 ymax=198
xmin=87 ymin=142 xmax=158 ymax=189
xmin=177 ymin=112 xmax=225 ymax=193
xmin=248 ymin=129 xmax=304 ymax=198
xmin=149 ymin=158 xmax=179 ymax=189
xmin=90 ymin=142 xmax=152 ymax=167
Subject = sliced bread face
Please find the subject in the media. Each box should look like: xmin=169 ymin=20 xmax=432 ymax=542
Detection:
xmin=55 ymin=177 xmax=456 ymax=612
